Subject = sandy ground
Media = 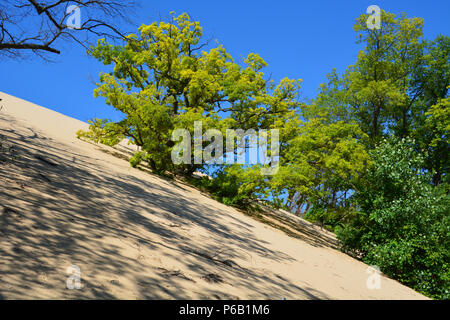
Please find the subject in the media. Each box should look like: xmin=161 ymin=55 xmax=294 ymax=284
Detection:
xmin=0 ymin=92 xmax=427 ymax=299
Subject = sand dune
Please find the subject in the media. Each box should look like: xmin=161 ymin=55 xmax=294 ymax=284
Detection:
xmin=0 ymin=92 xmax=427 ymax=299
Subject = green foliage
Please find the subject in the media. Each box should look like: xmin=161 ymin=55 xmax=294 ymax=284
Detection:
xmin=76 ymin=118 xmax=125 ymax=146
xmin=79 ymin=12 xmax=300 ymax=174
xmin=352 ymin=11 xmax=425 ymax=141
xmin=129 ymin=151 xmax=146 ymax=168
xmin=410 ymin=36 xmax=450 ymax=186
xmin=306 ymin=12 xmax=448 ymax=298
xmin=276 ymin=117 xmax=370 ymax=216
xmin=425 ymin=96 xmax=450 ymax=147
xmin=188 ymin=167 xmax=254 ymax=208
xmin=337 ymin=138 xmax=449 ymax=299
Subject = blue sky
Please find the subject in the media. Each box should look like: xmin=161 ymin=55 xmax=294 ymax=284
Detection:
xmin=1 ymin=0 xmax=449 ymax=123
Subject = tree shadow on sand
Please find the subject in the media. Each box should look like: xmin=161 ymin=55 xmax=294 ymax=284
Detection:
xmin=0 ymin=115 xmax=332 ymax=299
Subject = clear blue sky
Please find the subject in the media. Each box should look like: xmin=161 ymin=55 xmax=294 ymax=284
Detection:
xmin=1 ymin=0 xmax=449 ymax=123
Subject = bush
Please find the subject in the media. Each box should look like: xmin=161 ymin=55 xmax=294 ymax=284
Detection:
xmin=188 ymin=167 xmax=254 ymax=209
xmin=337 ymin=137 xmax=449 ymax=299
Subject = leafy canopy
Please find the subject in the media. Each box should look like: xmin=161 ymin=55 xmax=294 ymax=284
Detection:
xmin=78 ymin=12 xmax=301 ymax=174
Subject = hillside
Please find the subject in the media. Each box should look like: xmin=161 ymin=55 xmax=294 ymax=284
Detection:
xmin=0 ymin=92 xmax=427 ymax=299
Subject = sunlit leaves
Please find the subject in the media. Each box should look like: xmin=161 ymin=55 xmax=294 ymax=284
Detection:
xmin=79 ymin=12 xmax=300 ymax=174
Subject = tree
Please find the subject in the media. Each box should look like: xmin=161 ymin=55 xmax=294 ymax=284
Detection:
xmin=0 ymin=0 xmax=135 ymax=57
xmin=410 ymin=36 xmax=450 ymax=186
xmin=77 ymin=12 xmax=301 ymax=174
xmin=308 ymin=11 xmax=449 ymax=188
xmin=308 ymin=9 xmax=449 ymax=299
xmin=219 ymin=110 xmax=371 ymax=227
xmin=273 ymin=115 xmax=369 ymax=225
xmin=337 ymin=137 xmax=449 ymax=299
xmin=310 ymin=11 xmax=426 ymax=144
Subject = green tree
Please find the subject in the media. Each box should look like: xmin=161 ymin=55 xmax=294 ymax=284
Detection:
xmin=311 ymin=14 xmax=449 ymax=188
xmin=273 ymin=116 xmax=370 ymax=228
xmin=221 ymin=111 xmax=371 ymax=227
xmin=337 ymin=137 xmax=449 ymax=299
xmin=310 ymin=11 xmax=427 ymax=144
xmin=78 ymin=12 xmax=301 ymax=174
xmin=410 ymin=36 xmax=449 ymax=186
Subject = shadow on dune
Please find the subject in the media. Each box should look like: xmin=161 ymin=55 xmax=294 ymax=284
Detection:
xmin=0 ymin=114 xmax=331 ymax=300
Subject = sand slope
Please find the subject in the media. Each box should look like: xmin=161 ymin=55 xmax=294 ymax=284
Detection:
xmin=0 ymin=92 xmax=427 ymax=299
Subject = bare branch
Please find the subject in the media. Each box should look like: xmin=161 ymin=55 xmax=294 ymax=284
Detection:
xmin=0 ymin=0 xmax=137 ymax=58
xmin=0 ymin=42 xmax=60 ymax=53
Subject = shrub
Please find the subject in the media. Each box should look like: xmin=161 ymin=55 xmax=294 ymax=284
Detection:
xmin=337 ymin=137 xmax=449 ymax=299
